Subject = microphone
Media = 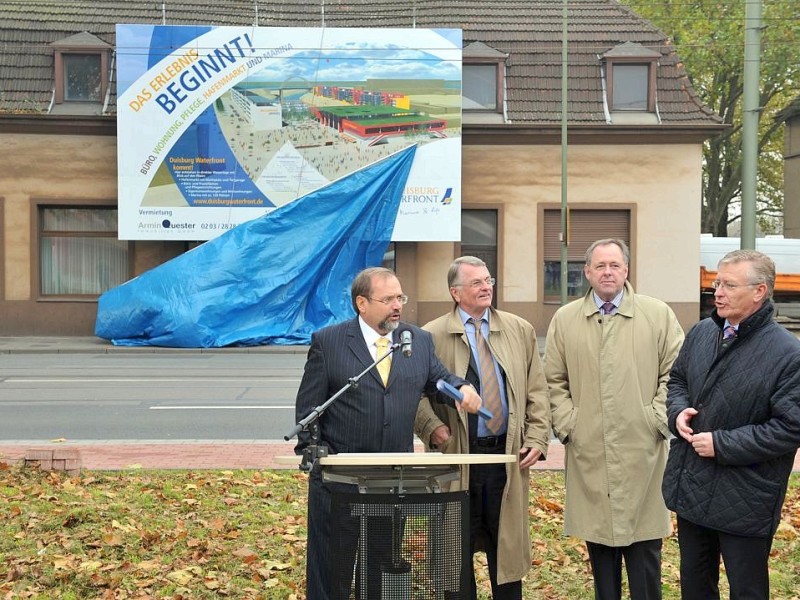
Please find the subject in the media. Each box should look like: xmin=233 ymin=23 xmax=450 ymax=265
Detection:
xmin=401 ymin=330 xmax=413 ymax=357
xmin=436 ymin=379 xmax=494 ymax=421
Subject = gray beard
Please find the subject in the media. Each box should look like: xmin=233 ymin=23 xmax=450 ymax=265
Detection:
xmin=379 ymin=319 xmax=399 ymax=333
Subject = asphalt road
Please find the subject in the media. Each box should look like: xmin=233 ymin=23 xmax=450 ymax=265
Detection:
xmin=0 ymin=352 xmax=307 ymax=442
xmin=1 ymin=342 xmax=797 ymax=473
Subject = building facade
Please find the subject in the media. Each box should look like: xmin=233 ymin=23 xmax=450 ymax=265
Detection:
xmin=0 ymin=0 xmax=724 ymax=336
xmin=782 ymin=97 xmax=800 ymax=239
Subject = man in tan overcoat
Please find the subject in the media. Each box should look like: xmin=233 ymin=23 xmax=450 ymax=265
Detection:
xmin=415 ymin=256 xmax=551 ymax=599
xmin=544 ymin=239 xmax=684 ymax=600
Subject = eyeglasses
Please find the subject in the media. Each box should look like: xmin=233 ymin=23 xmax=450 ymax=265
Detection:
xmin=368 ymin=294 xmax=409 ymax=305
xmin=455 ymin=277 xmax=496 ymax=289
xmin=711 ymin=280 xmax=759 ymax=291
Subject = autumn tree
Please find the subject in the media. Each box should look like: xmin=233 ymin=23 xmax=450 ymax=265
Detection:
xmin=622 ymin=0 xmax=800 ymax=235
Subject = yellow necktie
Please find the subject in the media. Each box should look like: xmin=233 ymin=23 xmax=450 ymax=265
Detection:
xmin=376 ymin=337 xmax=391 ymax=386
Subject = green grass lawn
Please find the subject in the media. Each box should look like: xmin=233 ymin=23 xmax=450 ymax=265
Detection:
xmin=1 ymin=465 xmax=798 ymax=599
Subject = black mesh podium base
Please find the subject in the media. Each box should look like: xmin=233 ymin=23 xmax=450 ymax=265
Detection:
xmin=330 ymin=491 xmax=469 ymax=600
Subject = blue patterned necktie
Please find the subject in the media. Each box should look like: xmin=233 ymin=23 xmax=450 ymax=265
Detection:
xmin=469 ymin=318 xmax=504 ymax=434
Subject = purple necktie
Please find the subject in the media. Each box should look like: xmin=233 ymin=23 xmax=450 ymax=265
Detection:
xmin=723 ymin=325 xmax=737 ymax=340
xmin=601 ymin=301 xmax=615 ymax=315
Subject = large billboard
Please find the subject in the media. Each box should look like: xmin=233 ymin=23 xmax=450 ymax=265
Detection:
xmin=116 ymin=25 xmax=463 ymax=241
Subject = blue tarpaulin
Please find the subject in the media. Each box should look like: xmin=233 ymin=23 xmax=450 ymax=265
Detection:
xmin=95 ymin=145 xmax=416 ymax=347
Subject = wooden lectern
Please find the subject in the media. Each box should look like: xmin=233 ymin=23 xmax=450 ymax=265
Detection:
xmin=318 ymin=451 xmax=514 ymax=492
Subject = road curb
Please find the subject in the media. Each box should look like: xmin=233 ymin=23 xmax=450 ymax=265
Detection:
xmin=0 ymin=337 xmax=311 ymax=354
xmin=0 ymin=440 xmax=569 ymax=471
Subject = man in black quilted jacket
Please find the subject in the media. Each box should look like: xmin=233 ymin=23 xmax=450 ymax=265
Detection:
xmin=662 ymin=249 xmax=800 ymax=600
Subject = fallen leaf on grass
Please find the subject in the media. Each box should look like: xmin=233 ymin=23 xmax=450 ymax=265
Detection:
xmin=233 ymin=547 xmax=259 ymax=563
xmin=111 ymin=519 xmax=137 ymax=532
xmin=79 ymin=560 xmax=103 ymax=572
xmin=263 ymin=560 xmax=292 ymax=571
xmin=167 ymin=566 xmax=202 ymax=585
xmin=52 ymin=557 xmax=73 ymax=570
xmin=204 ymin=576 xmax=221 ymax=590
xmin=536 ymin=495 xmax=563 ymax=513
xmin=102 ymin=532 xmax=124 ymax=546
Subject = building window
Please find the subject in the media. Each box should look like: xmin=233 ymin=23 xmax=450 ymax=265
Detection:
xmin=462 ymin=42 xmax=508 ymax=122
xmin=543 ymin=208 xmax=630 ymax=300
xmin=51 ymin=32 xmax=111 ymax=107
xmin=63 ymin=53 xmax=103 ymax=102
xmin=610 ymin=63 xmax=653 ymax=111
xmin=39 ymin=207 xmax=128 ymax=297
xmin=602 ymin=42 xmax=659 ymax=114
xmin=463 ymin=64 xmax=499 ymax=111
xmin=461 ymin=209 xmax=498 ymax=307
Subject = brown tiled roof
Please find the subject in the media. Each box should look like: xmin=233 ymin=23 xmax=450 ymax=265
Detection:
xmin=0 ymin=0 xmax=721 ymax=125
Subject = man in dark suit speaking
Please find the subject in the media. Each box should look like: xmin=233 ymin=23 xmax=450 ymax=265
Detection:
xmin=295 ymin=266 xmax=483 ymax=600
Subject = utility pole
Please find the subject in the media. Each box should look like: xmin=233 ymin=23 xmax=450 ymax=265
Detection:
xmin=741 ymin=0 xmax=761 ymax=249
xmin=560 ymin=0 xmax=569 ymax=304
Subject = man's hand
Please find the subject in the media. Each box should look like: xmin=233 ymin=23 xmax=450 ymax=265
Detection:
xmin=458 ymin=384 xmax=483 ymax=414
xmin=690 ymin=431 xmax=715 ymax=458
xmin=676 ymin=407 xmax=698 ymax=442
xmin=518 ymin=446 xmax=541 ymax=469
xmin=430 ymin=425 xmax=451 ymax=449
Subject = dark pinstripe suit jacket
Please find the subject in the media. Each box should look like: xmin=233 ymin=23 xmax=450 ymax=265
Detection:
xmin=294 ymin=317 xmax=466 ymax=455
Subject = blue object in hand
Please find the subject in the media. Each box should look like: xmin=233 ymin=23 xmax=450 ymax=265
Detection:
xmin=436 ymin=379 xmax=494 ymax=421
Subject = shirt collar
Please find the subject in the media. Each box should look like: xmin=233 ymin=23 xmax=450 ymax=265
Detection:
xmin=358 ymin=315 xmax=392 ymax=347
xmin=458 ymin=307 xmax=490 ymax=327
xmin=593 ymin=289 xmax=624 ymax=311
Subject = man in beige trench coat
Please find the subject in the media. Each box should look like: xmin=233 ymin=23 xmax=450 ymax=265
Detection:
xmin=544 ymin=239 xmax=684 ymax=600
xmin=415 ymin=256 xmax=551 ymax=599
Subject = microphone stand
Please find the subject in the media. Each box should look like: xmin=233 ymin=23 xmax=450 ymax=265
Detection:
xmin=284 ymin=341 xmax=400 ymax=472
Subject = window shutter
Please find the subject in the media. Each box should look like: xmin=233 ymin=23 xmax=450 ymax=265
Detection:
xmin=543 ymin=209 xmax=630 ymax=261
